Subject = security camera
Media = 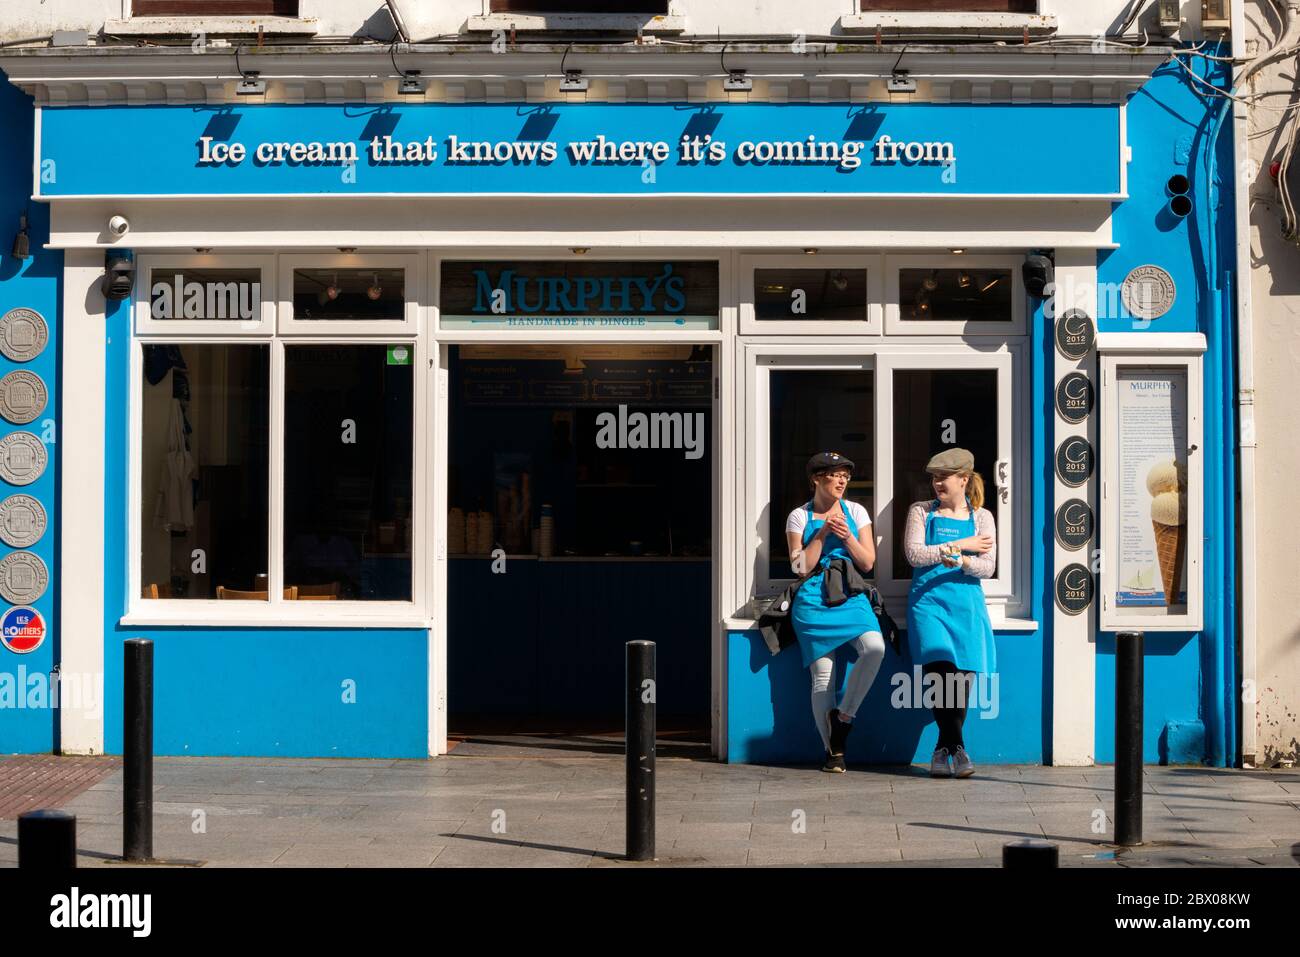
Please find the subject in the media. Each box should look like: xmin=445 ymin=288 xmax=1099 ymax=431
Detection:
xmin=107 ymin=215 xmax=130 ymax=238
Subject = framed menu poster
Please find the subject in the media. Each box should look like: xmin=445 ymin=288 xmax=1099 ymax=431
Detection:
xmin=1099 ymin=350 xmax=1204 ymax=631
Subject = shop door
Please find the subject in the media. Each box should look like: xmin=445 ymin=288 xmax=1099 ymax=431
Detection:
xmin=444 ymin=344 xmax=714 ymax=749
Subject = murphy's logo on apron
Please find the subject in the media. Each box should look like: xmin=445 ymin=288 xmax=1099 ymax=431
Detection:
xmin=150 ymin=270 xmax=261 ymax=321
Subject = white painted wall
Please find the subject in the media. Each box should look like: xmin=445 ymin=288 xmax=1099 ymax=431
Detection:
xmin=1244 ymin=0 xmax=1300 ymax=768
xmin=0 ymin=1 xmax=1186 ymax=44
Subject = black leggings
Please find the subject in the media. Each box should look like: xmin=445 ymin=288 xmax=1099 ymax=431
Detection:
xmin=923 ymin=661 xmax=974 ymax=752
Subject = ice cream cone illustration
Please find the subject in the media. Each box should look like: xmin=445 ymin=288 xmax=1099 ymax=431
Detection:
xmin=1146 ymin=461 xmax=1187 ymax=606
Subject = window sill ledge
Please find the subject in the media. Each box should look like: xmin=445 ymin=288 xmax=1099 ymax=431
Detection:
xmin=105 ymin=17 xmax=320 ymax=37
xmin=120 ymin=613 xmax=431 ymax=630
xmin=840 ymin=13 xmax=1057 ymax=35
xmin=465 ymin=14 xmax=685 ymax=34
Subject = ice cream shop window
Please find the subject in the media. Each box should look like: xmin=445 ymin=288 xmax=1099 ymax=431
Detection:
xmin=1099 ymin=349 xmax=1205 ymax=632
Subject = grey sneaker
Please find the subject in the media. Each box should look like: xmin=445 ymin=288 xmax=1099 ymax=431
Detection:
xmin=952 ymin=747 xmax=976 ymax=778
xmin=929 ymin=747 xmax=953 ymax=777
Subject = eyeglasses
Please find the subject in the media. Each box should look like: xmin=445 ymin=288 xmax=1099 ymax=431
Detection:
xmin=818 ymin=470 xmax=851 ymax=481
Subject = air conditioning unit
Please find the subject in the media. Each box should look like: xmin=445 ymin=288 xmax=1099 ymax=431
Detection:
xmin=1202 ymin=0 xmax=1231 ymax=31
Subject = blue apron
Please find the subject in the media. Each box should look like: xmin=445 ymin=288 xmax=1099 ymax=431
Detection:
xmin=791 ymin=499 xmax=882 ymax=669
xmin=906 ymin=500 xmax=996 ymax=675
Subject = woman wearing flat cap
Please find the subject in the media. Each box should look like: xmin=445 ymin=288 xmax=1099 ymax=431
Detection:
xmin=903 ymin=447 xmax=997 ymax=779
xmin=785 ymin=451 xmax=887 ymax=773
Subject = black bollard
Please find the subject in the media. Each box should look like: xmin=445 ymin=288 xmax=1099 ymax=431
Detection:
xmin=123 ymin=638 xmax=154 ymax=862
xmin=625 ymin=640 xmax=656 ymax=862
xmin=18 ymin=809 xmax=77 ymax=869
xmin=1002 ymin=839 xmax=1059 ymax=868
xmin=1115 ymin=631 xmax=1144 ymax=846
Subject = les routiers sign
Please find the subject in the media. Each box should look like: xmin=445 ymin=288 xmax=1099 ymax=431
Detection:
xmin=36 ymin=103 xmax=1121 ymax=197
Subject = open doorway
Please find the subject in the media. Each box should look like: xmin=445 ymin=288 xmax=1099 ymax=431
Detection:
xmin=445 ymin=343 xmax=714 ymax=756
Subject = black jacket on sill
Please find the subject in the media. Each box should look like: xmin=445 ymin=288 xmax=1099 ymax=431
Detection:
xmin=755 ymin=557 xmax=902 ymax=658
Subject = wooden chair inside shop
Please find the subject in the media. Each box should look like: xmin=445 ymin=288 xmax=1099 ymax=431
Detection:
xmin=293 ymin=582 xmax=341 ymax=601
xmin=216 ymin=586 xmax=300 ymax=600
xmin=142 ymin=583 xmax=177 ymax=599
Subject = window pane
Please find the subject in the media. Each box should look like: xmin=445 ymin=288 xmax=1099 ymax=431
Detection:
xmin=768 ymin=370 xmax=873 ymax=581
xmin=292 ymin=268 xmax=405 ymax=322
xmin=899 ymin=268 xmax=1013 ymax=323
xmin=892 ymin=369 xmax=999 ymax=579
xmin=754 ymin=269 xmax=867 ymax=322
xmin=283 ymin=345 xmax=414 ymax=600
xmin=140 ymin=344 xmax=269 ymax=599
xmin=148 ymin=268 xmax=261 ymax=323
xmin=491 ymin=1 xmax=669 ymax=11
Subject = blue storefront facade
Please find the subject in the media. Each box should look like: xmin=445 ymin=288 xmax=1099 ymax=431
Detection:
xmin=0 ymin=42 xmax=1241 ymax=768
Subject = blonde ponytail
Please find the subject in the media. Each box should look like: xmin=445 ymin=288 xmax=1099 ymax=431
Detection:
xmin=965 ymin=470 xmax=985 ymax=510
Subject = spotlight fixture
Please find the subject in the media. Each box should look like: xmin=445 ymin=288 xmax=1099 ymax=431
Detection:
xmin=803 ymin=247 xmax=818 ymax=255
xmin=236 ymin=70 xmax=266 ymax=96
xmin=399 ymin=71 xmax=426 ymax=95
xmin=571 ymin=247 xmax=590 ymax=255
xmin=887 ymin=70 xmax=917 ymax=94
xmin=366 ymin=273 xmax=383 ymax=300
xmin=10 ymin=214 xmax=30 ymax=261
xmin=957 ymin=272 xmax=972 ymax=289
xmin=194 ymin=247 xmax=212 ymax=254
xmin=950 ymin=248 xmax=966 ymax=255
xmin=831 ymin=272 xmax=849 ymax=292
xmin=338 ymin=247 xmax=356 ymax=253
xmin=723 ymin=69 xmax=752 ymax=92
xmin=559 ymin=69 xmax=589 ymax=93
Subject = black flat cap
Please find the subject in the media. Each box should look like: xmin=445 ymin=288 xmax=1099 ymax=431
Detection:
xmin=806 ymin=451 xmax=855 ymax=478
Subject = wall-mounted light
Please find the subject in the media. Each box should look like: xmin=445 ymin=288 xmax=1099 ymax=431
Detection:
xmin=236 ymin=71 xmax=266 ymax=95
xmin=366 ymin=273 xmax=383 ymax=300
xmin=887 ymin=70 xmax=917 ymax=94
xmin=399 ymin=71 xmax=426 ymax=95
xmin=10 ymin=214 xmax=30 ymax=261
xmin=723 ymin=69 xmax=752 ymax=92
xmin=559 ymin=69 xmax=589 ymax=93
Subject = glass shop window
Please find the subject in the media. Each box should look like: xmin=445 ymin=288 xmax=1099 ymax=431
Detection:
xmin=898 ymin=268 xmax=1014 ymax=324
xmin=139 ymin=343 xmax=269 ymax=600
xmin=291 ymin=268 xmax=405 ymax=322
xmin=282 ymin=345 xmax=414 ymax=601
xmin=754 ymin=269 xmax=869 ymax=322
xmin=132 ymin=2 xmax=299 ymax=14
xmin=767 ymin=370 xmax=874 ymax=581
xmin=891 ymin=369 xmax=999 ymax=580
xmin=490 ymin=1 xmax=670 ymax=11
xmin=148 ymin=268 xmax=262 ymax=322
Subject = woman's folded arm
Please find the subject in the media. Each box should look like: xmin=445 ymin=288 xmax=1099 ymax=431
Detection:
xmin=962 ymin=508 xmax=997 ymax=579
xmin=903 ymin=501 xmax=948 ymax=568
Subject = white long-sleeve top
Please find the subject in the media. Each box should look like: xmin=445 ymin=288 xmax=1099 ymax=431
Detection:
xmin=903 ymin=500 xmax=996 ymax=579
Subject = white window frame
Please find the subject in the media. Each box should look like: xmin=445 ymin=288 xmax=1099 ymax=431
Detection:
xmin=1098 ymin=350 xmax=1204 ymax=633
xmin=743 ymin=340 xmax=1029 ymax=621
xmin=278 ymin=252 xmax=422 ymax=336
xmin=885 ymin=253 xmax=1026 ymax=337
xmin=739 ymin=254 xmax=883 ymax=336
xmin=134 ymin=253 xmax=275 ymax=337
xmin=125 ymin=253 xmax=429 ymax=627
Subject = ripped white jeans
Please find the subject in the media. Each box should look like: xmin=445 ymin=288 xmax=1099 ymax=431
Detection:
xmin=809 ymin=630 xmax=887 ymax=753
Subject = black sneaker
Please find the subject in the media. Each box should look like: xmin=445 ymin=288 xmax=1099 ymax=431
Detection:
xmin=822 ymin=751 xmax=846 ymax=773
xmin=828 ymin=708 xmax=852 ymax=757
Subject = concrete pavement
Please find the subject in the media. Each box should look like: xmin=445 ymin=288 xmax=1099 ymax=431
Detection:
xmin=1 ymin=738 xmax=1296 ymax=867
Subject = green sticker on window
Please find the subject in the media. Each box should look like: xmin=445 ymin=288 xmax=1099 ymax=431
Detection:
xmin=386 ymin=345 xmax=411 ymax=366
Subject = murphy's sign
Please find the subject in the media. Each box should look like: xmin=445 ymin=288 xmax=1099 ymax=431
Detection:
xmin=440 ymin=261 xmax=719 ymax=330
xmin=37 ymin=103 xmax=1124 ymax=198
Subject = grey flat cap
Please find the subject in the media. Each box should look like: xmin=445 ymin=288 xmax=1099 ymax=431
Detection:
xmin=925 ymin=448 xmax=975 ymax=473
